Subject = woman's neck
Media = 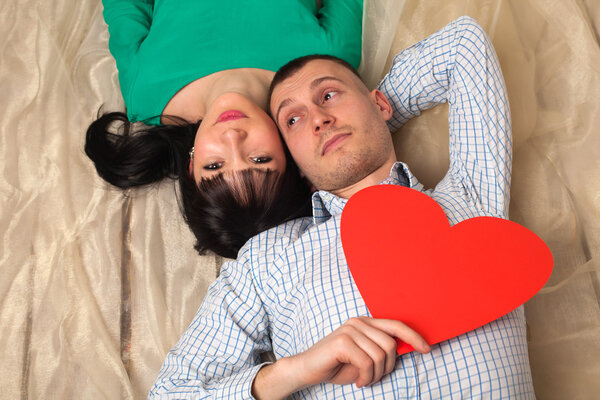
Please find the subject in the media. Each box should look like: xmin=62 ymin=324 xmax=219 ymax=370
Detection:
xmin=161 ymin=68 xmax=275 ymax=124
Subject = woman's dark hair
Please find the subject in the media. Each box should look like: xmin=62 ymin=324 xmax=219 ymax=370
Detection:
xmin=85 ymin=111 xmax=312 ymax=259
xmin=180 ymin=158 xmax=312 ymax=259
xmin=85 ymin=112 xmax=198 ymax=188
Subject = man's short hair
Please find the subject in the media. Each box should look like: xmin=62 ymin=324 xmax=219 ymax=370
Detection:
xmin=268 ymin=54 xmax=363 ymax=106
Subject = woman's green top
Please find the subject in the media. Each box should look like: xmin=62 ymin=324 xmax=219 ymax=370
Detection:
xmin=102 ymin=0 xmax=363 ymax=124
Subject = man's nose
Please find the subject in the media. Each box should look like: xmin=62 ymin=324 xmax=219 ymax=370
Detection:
xmin=312 ymin=108 xmax=334 ymax=135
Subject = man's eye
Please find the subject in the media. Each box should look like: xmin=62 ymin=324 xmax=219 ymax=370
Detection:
xmin=203 ymin=162 xmax=223 ymax=170
xmin=287 ymin=116 xmax=299 ymax=127
xmin=324 ymin=91 xmax=337 ymax=101
xmin=251 ymin=156 xmax=272 ymax=164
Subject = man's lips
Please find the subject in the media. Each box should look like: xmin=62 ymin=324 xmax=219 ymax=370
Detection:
xmin=216 ymin=110 xmax=247 ymax=123
xmin=322 ymin=133 xmax=351 ymax=155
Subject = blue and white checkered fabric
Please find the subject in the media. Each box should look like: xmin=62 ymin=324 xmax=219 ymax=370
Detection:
xmin=149 ymin=16 xmax=535 ymax=399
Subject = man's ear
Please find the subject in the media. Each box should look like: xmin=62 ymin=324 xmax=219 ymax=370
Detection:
xmin=369 ymin=89 xmax=393 ymax=121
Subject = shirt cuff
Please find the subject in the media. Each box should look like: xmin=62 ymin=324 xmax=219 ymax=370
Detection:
xmin=215 ymin=361 xmax=273 ymax=400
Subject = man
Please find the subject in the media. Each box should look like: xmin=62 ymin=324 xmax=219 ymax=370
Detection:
xmin=149 ymin=16 xmax=535 ymax=399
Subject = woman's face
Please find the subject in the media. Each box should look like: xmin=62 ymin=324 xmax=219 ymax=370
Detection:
xmin=191 ymin=93 xmax=287 ymax=183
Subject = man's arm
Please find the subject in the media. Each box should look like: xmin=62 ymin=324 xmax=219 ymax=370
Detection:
xmin=150 ymin=247 xmax=429 ymax=399
xmin=251 ymin=317 xmax=430 ymax=399
xmin=148 ymin=253 xmax=272 ymax=399
xmin=149 ymin=260 xmax=428 ymax=400
xmin=378 ymin=16 xmax=512 ymax=218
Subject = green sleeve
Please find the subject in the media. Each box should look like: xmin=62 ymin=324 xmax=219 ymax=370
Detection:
xmin=102 ymin=0 xmax=154 ymax=98
xmin=317 ymin=0 xmax=363 ymax=67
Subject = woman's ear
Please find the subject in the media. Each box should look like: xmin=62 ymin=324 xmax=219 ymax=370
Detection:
xmin=370 ymin=89 xmax=393 ymax=121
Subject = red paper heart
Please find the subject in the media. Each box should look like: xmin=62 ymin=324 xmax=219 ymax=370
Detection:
xmin=341 ymin=185 xmax=553 ymax=355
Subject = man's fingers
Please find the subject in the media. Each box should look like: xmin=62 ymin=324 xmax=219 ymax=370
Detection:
xmin=364 ymin=317 xmax=431 ymax=354
xmin=343 ymin=319 xmax=398 ymax=379
xmin=305 ymin=317 xmax=430 ymax=389
xmin=340 ymin=326 xmax=387 ymax=385
xmin=330 ymin=333 xmax=374 ymax=387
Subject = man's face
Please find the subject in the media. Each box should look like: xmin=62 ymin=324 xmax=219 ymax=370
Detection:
xmin=270 ymin=60 xmax=396 ymax=193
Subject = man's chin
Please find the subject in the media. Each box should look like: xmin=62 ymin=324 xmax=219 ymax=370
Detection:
xmin=315 ymin=156 xmax=391 ymax=194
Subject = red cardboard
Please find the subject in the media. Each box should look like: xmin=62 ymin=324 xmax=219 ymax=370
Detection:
xmin=340 ymin=185 xmax=553 ymax=355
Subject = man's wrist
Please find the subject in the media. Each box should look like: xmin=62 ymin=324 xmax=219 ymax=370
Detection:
xmin=251 ymin=357 xmax=304 ymax=400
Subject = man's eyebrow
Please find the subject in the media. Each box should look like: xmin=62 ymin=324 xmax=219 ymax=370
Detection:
xmin=275 ymin=98 xmax=294 ymax=126
xmin=275 ymin=76 xmax=344 ymax=124
xmin=309 ymin=76 xmax=343 ymax=90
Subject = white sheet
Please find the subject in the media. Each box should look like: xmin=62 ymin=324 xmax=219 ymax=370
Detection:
xmin=1 ymin=0 xmax=598 ymax=398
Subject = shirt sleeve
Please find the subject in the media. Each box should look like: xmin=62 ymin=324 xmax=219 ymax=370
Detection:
xmin=317 ymin=0 xmax=364 ymax=68
xmin=377 ymin=16 xmax=512 ymax=218
xmin=148 ymin=253 xmax=272 ymax=399
xmin=102 ymin=0 xmax=153 ymax=101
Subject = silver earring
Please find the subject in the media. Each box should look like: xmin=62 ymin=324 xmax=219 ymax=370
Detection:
xmin=189 ymin=147 xmax=195 ymax=159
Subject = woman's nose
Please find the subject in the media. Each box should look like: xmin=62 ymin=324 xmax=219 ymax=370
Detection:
xmin=219 ymin=128 xmax=250 ymax=168
xmin=221 ymin=128 xmax=248 ymax=144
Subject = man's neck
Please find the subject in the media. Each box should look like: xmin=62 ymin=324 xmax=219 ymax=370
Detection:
xmin=329 ymin=159 xmax=398 ymax=199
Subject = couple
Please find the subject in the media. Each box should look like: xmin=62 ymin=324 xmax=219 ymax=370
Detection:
xmin=86 ymin=0 xmax=363 ymax=259
xmin=148 ymin=17 xmax=535 ymax=399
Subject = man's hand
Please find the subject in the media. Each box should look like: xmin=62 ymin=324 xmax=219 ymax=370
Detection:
xmin=252 ymin=317 xmax=430 ymax=399
xmin=292 ymin=317 xmax=430 ymax=388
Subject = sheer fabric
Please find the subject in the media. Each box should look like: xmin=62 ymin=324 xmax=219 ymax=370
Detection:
xmin=1 ymin=0 xmax=598 ymax=398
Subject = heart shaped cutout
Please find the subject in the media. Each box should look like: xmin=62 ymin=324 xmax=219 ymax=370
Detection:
xmin=341 ymin=185 xmax=553 ymax=355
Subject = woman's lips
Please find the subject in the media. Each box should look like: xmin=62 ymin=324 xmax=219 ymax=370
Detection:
xmin=322 ymin=133 xmax=351 ymax=155
xmin=216 ymin=110 xmax=247 ymax=123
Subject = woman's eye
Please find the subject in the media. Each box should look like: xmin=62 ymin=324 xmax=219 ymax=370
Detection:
xmin=251 ymin=156 xmax=272 ymax=164
xmin=287 ymin=116 xmax=299 ymax=127
xmin=203 ymin=162 xmax=223 ymax=170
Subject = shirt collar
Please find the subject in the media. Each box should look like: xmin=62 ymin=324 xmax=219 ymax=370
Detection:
xmin=311 ymin=162 xmax=423 ymax=225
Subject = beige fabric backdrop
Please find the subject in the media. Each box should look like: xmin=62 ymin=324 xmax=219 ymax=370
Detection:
xmin=1 ymin=0 xmax=598 ymax=398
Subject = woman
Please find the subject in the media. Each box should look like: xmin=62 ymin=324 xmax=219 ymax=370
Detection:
xmin=86 ymin=0 xmax=363 ymax=258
